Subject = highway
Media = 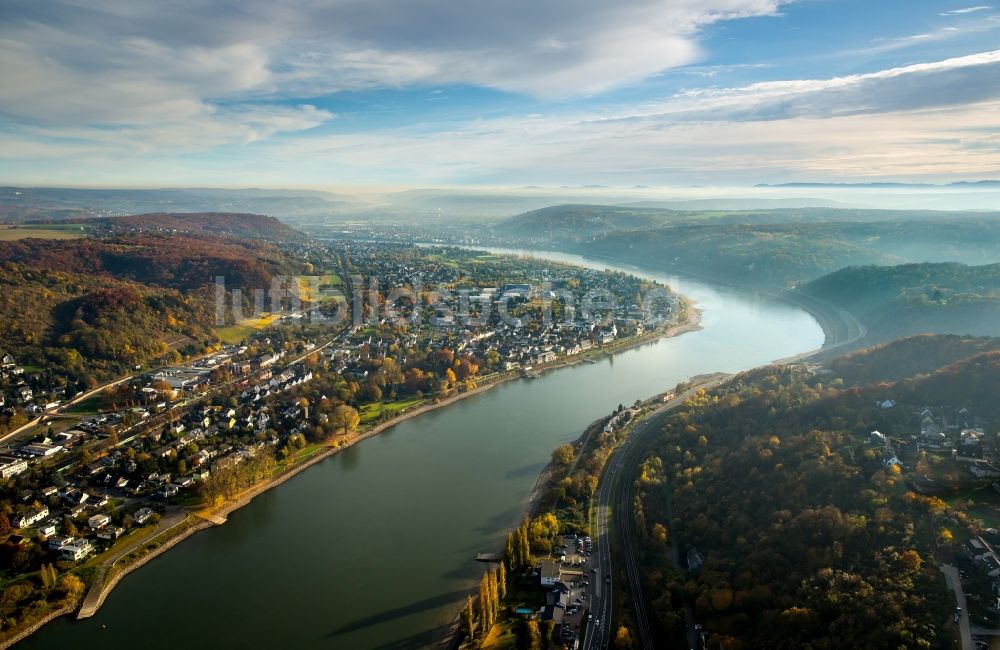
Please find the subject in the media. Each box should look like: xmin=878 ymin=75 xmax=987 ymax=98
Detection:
xmin=582 ymin=376 xmax=730 ymax=650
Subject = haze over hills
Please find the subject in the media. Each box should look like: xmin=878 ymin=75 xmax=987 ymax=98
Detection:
xmin=0 ymin=186 xmax=364 ymax=222
xmin=801 ymin=262 xmax=1000 ymax=344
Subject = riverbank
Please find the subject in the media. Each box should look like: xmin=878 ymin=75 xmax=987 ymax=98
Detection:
xmin=43 ymin=308 xmax=702 ymax=641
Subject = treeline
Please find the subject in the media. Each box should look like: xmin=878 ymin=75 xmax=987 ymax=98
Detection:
xmin=629 ymin=338 xmax=1000 ymax=648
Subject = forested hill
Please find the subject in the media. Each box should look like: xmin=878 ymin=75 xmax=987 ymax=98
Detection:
xmin=492 ymin=205 xmax=1000 ymax=290
xmin=828 ymin=334 xmax=1000 ymax=386
xmin=0 ymin=231 xmax=303 ymax=383
xmin=633 ymin=336 xmax=1000 ymax=648
xmin=494 ymin=205 xmax=670 ymax=239
xmin=91 ymin=212 xmax=306 ymax=241
xmin=801 ymin=262 xmax=1000 ymax=344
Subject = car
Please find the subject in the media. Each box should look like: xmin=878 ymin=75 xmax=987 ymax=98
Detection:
xmin=591 ymin=568 xmax=598 ymax=573
xmin=588 ymin=614 xmax=593 ymax=621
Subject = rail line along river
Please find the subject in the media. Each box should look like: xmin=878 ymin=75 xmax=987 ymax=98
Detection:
xmin=20 ymin=249 xmax=824 ymax=650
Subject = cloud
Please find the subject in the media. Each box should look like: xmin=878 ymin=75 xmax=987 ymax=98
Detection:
xmin=652 ymin=50 xmax=1000 ymax=121
xmin=0 ymin=0 xmax=793 ymax=130
xmin=940 ymin=5 xmax=993 ymax=15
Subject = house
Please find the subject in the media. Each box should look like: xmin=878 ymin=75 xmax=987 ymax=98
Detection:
xmin=46 ymin=535 xmax=75 ymax=551
xmin=540 ymin=559 xmax=561 ymax=587
xmin=686 ymin=548 xmax=704 ymax=572
xmin=22 ymin=442 xmax=63 ymax=457
xmin=133 ymin=507 xmax=156 ymax=525
xmin=870 ymin=431 xmax=887 ymax=445
xmin=96 ymin=526 xmax=125 ymax=541
xmin=14 ymin=507 xmax=49 ymax=528
xmin=59 ymin=539 xmax=94 ymax=561
xmin=1 ymin=354 xmax=15 ymax=369
xmin=884 ymin=455 xmax=903 ymax=469
xmin=969 ymin=462 xmax=1000 ymax=479
xmin=88 ymin=514 xmax=111 ymax=530
xmin=17 ymin=386 xmax=32 ymax=402
xmin=38 ymin=523 xmax=57 ymax=537
xmin=0 ymin=456 xmax=29 ymax=479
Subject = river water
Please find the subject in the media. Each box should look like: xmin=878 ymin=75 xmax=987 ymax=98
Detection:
xmin=20 ymin=250 xmax=823 ymax=650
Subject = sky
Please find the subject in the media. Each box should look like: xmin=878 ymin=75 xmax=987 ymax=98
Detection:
xmin=1 ymin=0 xmax=999 ymax=189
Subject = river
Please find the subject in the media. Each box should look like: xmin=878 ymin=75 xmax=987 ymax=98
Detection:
xmin=20 ymin=250 xmax=823 ymax=650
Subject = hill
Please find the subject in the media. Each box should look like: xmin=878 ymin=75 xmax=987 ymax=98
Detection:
xmin=801 ymin=262 xmax=1000 ymax=344
xmin=492 ymin=205 xmax=1000 ymax=289
xmin=493 ymin=204 xmax=672 ymax=239
xmin=0 ymin=187 xmax=357 ymax=222
xmin=91 ymin=212 xmax=306 ymax=241
xmin=0 ymin=231 xmax=303 ymax=382
xmin=828 ymin=334 xmax=1000 ymax=386
xmin=633 ymin=339 xmax=1000 ymax=647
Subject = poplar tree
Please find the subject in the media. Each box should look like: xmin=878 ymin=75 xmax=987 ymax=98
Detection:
xmin=498 ymin=561 xmax=507 ymax=600
xmin=462 ymin=595 xmax=474 ymax=639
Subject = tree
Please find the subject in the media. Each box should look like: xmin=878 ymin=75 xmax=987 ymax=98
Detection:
xmin=504 ymin=532 xmax=516 ymax=567
xmin=552 ymin=444 xmax=575 ymax=466
xmin=462 ymin=595 xmax=475 ymax=639
xmin=900 ymin=549 xmax=923 ymax=573
xmin=58 ymin=573 xmax=85 ymax=599
xmin=330 ymin=404 xmax=360 ymax=436
xmin=498 ymin=561 xmax=507 ymax=600
xmin=613 ymin=626 xmax=635 ymax=649
xmin=514 ymin=617 xmax=540 ymax=650
xmin=489 ymin=568 xmax=499 ymax=617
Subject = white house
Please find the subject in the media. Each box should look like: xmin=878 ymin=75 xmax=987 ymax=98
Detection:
xmin=14 ymin=507 xmax=49 ymax=528
xmin=88 ymin=514 xmax=111 ymax=530
xmin=59 ymin=539 xmax=94 ymax=561
xmin=0 ymin=456 xmax=29 ymax=479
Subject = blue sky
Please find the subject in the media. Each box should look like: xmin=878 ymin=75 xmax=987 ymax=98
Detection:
xmin=1 ymin=0 xmax=999 ymax=188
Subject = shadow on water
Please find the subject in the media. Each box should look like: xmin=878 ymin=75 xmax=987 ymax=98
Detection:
xmin=325 ymin=590 xmax=469 ymax=638
xmin=369 ymin=623 xmax=456 ymax=650
xmin=470 ymin=503 xmax=526 ymax=537
xmin=505 ymin=461 xmax=547 ymax=479
xmin=335 ymin=444 xmax=361 ymax=472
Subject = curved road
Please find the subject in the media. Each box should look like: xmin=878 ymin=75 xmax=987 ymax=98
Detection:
xmin=582 ymin=377 xmax=730 ymax=650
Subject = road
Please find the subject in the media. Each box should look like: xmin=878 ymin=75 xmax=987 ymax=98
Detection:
xmin=582 ymin=377 xmax=730 ymax=650
xmin=941 ymin=564 xmax=973 ymax=650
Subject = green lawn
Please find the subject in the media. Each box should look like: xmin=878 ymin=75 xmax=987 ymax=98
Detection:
xmin=360 ymin=398 xmax=424 ymax=424
xmin=0 ymin=225 xmax=86 ymax=240
xmin=216 ymin=324 xmax=257 ymax=345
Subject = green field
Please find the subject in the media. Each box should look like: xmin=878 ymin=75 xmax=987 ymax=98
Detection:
xmin=359 ymin=399 xmax=424 ymax=424
xmin=0 ymin=224 xmax=87 ymax=240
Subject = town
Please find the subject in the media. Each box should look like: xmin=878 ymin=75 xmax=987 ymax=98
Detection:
xmin=0 ymin=243 xmax=686 ymax=638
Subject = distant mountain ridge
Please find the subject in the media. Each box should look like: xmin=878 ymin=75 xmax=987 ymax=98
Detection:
xmin=757 ymin=180 xmax=1000 ymax=188
xmin=91 ymin=211 xmax=306 ymax=241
